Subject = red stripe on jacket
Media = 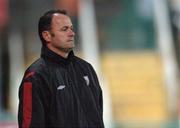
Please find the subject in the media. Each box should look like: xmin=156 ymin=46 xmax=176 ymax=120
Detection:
xmin=22 ymin=82 xmax=32 ymax=128
xmin=25 ymin=71 xmax=35 ymax=79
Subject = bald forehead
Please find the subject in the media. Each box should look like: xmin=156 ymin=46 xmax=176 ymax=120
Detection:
xmin=51 ymin=13 xmax=72 ymax=28
xmin=53 ymin=13 xmax=69 ymax=18
xmin=52 ymin=13 xmax=71 ymax=22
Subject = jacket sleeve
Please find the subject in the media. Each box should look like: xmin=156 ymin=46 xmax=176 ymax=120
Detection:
xmin=99 ymin=88 xmax=103 ymax=117
xmin=88 ymin=64 xmax=104 ymax=117
xmin=18 ymin=71 xmax=47 ymax=128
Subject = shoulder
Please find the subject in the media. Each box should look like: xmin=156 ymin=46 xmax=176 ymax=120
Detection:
xmin=73 ymin=56 xmax=96 ymax=74
xmin=23 ymin=58 xmax=48 ymax=80
xmin=73 ymin=56 xmax=91 ymax=67
xmin=19 ymin=58 xmax=50 ymax=95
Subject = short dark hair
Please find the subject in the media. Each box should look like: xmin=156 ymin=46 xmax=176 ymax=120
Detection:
xmin=38 ymin=9 xmax=67 ymax=46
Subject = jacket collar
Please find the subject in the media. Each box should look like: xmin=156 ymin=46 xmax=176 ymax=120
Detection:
xmin=41 ymin=46 xmax=74 ymax=64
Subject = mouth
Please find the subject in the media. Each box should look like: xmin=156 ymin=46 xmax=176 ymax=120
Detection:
xmin=67 ymin=39 xmax=74 ymax=42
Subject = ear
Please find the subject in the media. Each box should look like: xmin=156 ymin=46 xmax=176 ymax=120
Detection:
xmin=42 ymin=31 xmax=51 ymax=43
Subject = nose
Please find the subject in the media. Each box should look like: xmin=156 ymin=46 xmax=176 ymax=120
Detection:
xmin=68 ymin=29 xmax=75 ymax=37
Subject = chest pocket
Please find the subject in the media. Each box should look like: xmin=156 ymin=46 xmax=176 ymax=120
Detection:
xmin=52 ymin=69 xmax=73 ymax=106
xmin=55 ymin=73 xmax=72 ymax=101
xmin=56 ymin=82 xmax=72 ymax=103
xmin=55 ymin=78 xmax=75 ymax=118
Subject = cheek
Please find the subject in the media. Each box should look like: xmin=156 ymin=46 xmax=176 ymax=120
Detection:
xmin=54 ymin=37 xmax=66 ymax=44
xmin=60 ymin=36 xmax=68 ymax=42
xmin=52 ymin=33 xmax=67 ymax=43
xmin=56 ymin=33 xmax=66 ymax=40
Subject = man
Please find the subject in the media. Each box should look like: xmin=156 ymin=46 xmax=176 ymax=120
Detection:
xmin=18 ymin=9 xmax=104 ymax=128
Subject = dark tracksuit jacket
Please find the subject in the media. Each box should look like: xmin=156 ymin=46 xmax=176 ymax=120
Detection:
xmin=18 ymin=46 xmax=104 ymax=128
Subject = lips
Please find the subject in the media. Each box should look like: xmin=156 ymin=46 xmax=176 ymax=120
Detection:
xmin=67 ymin=39 xmax=74 ymax=42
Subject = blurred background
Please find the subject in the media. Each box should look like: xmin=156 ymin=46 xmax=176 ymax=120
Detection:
xmin=1 ymin=0 xmax=180 ymax=127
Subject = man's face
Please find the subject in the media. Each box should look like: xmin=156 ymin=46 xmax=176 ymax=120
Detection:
xmin=46 ymin=13 xmax=75 ymax=53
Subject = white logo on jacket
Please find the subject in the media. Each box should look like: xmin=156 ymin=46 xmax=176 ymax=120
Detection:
xmin=83 ymin=76 xmax=89 ymax=86
xmin=57 ymin=85 xmax=66 ymax=90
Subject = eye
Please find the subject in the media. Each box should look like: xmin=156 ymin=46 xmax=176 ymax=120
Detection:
xmin=61 ymin=26 xmax=68 ymax=31
xmin=60 ymin=26 xmax=74 ymax=32
xmin=70 ymin=26 xmax=74 ymax=31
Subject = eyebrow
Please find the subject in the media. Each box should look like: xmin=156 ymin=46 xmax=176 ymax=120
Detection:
xmin=61 ymin=25 xmax=73 ymax=30
xmin=62 ymin=25 xmax=73 ymax=28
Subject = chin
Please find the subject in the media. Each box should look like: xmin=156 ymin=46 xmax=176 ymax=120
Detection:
xmin=67 ymin=44 xmax=75 ymax=49
xmin=61 ymin=47 xmax=74 ymax=53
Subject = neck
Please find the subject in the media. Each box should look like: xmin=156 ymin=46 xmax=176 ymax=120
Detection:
xmin=47 ymin=45 xmax=70 ymax=58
